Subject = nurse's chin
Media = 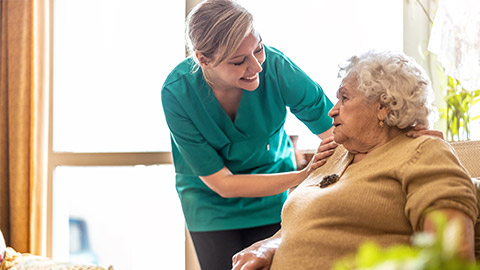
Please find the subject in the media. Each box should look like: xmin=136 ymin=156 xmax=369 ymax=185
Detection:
xmin=239 ymin=81 xmax=260 ymax=91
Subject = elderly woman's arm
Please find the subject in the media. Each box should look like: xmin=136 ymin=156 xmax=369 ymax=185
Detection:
xmin=423 ymin=208 xmax=475 ymax=260
xmin=232 ymin=230 xmax=282 ymax=270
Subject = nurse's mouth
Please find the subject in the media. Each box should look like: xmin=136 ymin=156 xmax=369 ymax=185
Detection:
xmin=241 ymin=74 xmax=258 ymax=82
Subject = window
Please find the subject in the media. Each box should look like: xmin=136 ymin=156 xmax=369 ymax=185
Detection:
xmin=51 ymin=1 xmax=185 ymax=269
xmin=238 ymin=0 xmax=403 ymax=149
xmin=49 ymin=1 xmax=404 ymax=269
xmin=53 ymin=0 xmax=181 ymax=152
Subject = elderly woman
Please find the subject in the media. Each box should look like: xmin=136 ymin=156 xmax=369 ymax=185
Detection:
xmin=232 ymin=50 xmax=478 ymax=270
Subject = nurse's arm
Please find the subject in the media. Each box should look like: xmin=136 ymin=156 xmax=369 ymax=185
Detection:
xmin=199 ymin=147 xmax=332 ymax=198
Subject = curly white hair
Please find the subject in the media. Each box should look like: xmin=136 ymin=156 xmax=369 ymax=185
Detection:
xmin=338 ymin=50 xmax=436 ymax=129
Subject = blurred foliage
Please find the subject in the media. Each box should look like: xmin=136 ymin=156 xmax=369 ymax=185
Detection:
xmin=334 ymin=212 xmax=479 ymax=270
xmin=414 ymin=0 xmax=480 ymax=141
xmin=437 ymin=67 xmax=480 ymax=141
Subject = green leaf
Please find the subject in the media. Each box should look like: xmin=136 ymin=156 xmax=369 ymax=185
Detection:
xmin=333 ymin=212 xmax=480 ymax=269
xmin=443 ymin=75 xmax=479 ymax=141
xmin=355 ymin=242 xmax=384 ymax=267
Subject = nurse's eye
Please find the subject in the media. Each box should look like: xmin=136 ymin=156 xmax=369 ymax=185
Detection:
xmin=254 ymin=44 xmax=264 ymax=54
xmin=232 ymin=59 xmax=245 ymax=66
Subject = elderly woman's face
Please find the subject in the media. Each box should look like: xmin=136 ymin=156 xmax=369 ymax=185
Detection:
xmin=328 ymin=76 xmax=381 ymax=151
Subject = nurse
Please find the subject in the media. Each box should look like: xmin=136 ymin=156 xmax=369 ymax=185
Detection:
xmin=162 ymin=1 xmax=333 ymax=269
xmin=161 ymin=0 xmax=440 ymax=269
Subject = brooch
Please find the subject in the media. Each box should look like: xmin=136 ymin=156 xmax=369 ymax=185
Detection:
xmin=318 ymin=174 xmax=339 ymax=188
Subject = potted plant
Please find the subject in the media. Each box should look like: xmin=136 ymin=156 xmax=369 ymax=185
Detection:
xmin=438 ymin=68 xmax=480 ymax=141
xmin=414 ymin=0 xmax=480 ymax=141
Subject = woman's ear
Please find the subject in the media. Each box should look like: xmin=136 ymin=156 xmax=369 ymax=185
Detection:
xmin=377 ymin=103 xmax=390 ymax=121
xmin=196 ymin=52 xmax=211 ymax=69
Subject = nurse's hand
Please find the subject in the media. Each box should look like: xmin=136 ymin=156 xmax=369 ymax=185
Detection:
xmin=406 ymin=124 xmax=444 ymax=139
xmin=303 ymin=136 xmax=337 ymax=174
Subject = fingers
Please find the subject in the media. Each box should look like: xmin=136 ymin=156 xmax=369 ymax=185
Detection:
xmin=409 ymin=125 xmax=444 ymax=139
xmin=232 ymin=237 xmax=278 ymax=270
xmin=314 ymin=149 xmax=335 ymax=162
xmin=232 ymin=250 xmax=267 ymax=270
xmin=413 ymin=124 xmax=426 ymax=131
xmin=232 ymin=256 xmax=266 ymax=270
xmin=320 ymin=136 xmax=335 ymax=145
xmin=302 ymin=138 xmax=338 ymax=173
xmin=315 ymin=140 xmax=337 ymax=160
xmin=299 ymin=136 xmax=339 ymax=176
xmin=309 ymin=158 xmax=327 ymax=171
xmin=305 ymin=149 xmax=333 ymax=173
xmin=232 ymin=261 xmax=255 ymax=270
xmin=406 ymin=129 xmax=444 ymax=139
xmin=317 ymin=137 xmax=338 ymax=153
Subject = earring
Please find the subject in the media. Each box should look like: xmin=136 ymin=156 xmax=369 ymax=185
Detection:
xmin=378 ymin=120 xmax=384 ymax=128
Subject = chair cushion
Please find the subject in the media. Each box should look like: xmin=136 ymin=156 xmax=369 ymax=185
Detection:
xmin=1 ymin=247 xmax=110 ymax=270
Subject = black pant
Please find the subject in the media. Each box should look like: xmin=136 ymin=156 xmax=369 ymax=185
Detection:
xmin=189 ymin=223 xmax=281 ymax=270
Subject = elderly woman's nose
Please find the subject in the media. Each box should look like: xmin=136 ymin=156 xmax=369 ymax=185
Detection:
xmin=328 ymin=102 xmax=339 ymax=118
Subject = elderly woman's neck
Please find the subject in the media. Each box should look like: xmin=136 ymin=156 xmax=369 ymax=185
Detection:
xmin=350 ymin=127 xmax=406 ymax=164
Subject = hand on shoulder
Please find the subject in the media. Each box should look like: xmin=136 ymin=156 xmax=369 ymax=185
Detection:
xmin=307 ymin=136 xmax=338 ymax=172
xmin=406 ymin=124 xmax=444 ymax=139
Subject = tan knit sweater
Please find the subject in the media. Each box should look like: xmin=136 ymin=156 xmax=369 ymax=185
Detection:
xmin=271 ymin=134 xmax=478 ymax=270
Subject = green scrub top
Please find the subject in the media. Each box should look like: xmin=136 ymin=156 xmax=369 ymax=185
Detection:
xmin=161 ymin=45 xmax=333 ymax=232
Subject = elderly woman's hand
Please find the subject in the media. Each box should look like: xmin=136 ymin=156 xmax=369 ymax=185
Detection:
xmin=406 ymin=124 xmax=444 ymax=139
xmin=232 ymin=234 xmax=282 ymax=270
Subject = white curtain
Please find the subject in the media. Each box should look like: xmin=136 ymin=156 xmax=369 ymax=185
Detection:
xmin=428 ymin=0 xmax=480 ymax=90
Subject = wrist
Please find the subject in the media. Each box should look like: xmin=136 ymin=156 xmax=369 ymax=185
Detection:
xmin=296 ymin=167 xmax=308 ymax=184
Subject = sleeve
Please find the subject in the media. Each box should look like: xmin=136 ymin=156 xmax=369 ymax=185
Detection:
xmin=270 ymin=48 xmax=334 ymax=135
xmin=161 ymin=87 xmax=224 ymax=176
xmin=400 ymin=138 xmax=478 ymax=231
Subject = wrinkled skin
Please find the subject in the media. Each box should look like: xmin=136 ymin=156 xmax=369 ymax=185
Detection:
xmin=232 ymin=232 xmax=281 ymax=270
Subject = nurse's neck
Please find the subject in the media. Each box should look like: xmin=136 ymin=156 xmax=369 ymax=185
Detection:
xmin=210 ymin=85 xmax=243 ymax=121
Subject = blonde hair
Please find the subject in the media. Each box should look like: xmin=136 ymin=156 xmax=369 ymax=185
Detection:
xmin=338 ymin=50 xmax=436 ymax=129
xmin=186 ymin=0 xmax=254 ymax=67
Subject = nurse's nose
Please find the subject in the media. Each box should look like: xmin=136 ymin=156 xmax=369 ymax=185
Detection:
xmin=248 ymin=56 xmax=262 ymax=73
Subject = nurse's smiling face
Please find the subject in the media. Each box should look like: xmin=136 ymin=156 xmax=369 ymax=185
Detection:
xmin=201 ymin=32 xmax=265 ymax=92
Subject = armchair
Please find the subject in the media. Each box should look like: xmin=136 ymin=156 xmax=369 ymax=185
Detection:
xmin=0 ymin=229 xmax=113 ymax=270
xmin=450 ymin=140 xmax=480 ymax=259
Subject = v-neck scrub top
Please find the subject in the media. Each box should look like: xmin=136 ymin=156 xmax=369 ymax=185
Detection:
xmin=161 ymin=45 xmax=333 ymax=232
